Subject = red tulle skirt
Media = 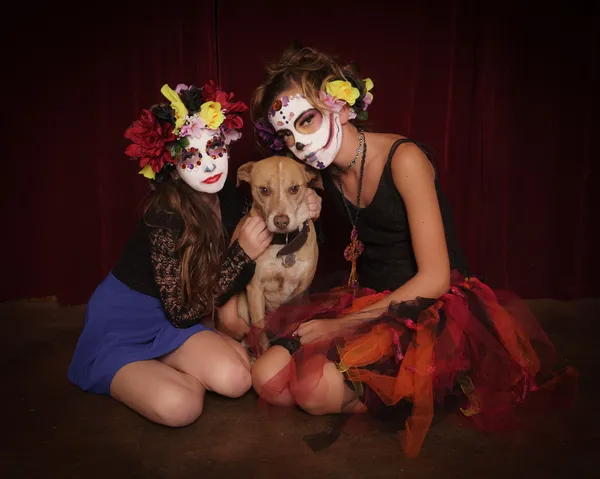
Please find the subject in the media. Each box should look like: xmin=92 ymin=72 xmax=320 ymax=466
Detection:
xmin=247 ymin=271 xmax=577 ymax=458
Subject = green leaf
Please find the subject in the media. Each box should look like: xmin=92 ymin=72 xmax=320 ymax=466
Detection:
xmin=178 ymin=137 xmax=190 ymax=149
xmin=167 ymin=143 xmax=177 ymax=157
xmin=356 ymin=110 xmax=369 ymax=121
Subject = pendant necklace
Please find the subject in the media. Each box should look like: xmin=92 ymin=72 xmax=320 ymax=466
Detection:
xmin=336 ymin=129 xmax=367 ymax=290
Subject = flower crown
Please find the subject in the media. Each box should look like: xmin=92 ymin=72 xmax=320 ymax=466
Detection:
xmin=320 ymin=77 xmax=374 ymax=120
xmin=125 ymin=81 xmax=248 ymax=181
xmin=254 ymin=77 xmax=373 ymax=154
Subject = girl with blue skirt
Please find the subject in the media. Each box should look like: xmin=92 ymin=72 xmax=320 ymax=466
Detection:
xmin=68 ymin=81 xmax=273 ymax=426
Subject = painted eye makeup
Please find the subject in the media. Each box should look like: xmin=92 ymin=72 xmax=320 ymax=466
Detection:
xmin=299 ymin=113 xmax=314 ymax=127
xmin=295 ymin=109 xmax=322 ymax=132
xmin=180 ymin=148 xmax=203 ymax=170
xmin=206 ymin=136 xmax=227 ymax=159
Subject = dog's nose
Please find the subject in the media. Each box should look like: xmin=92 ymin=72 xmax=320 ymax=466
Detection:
xmin=273 ymin=214 xmax=290 ymax=229
xmin=295 ymin=142 xmax=306 ymax=151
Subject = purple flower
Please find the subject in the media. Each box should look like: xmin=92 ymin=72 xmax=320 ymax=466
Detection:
xmin=254 ymin=118 xmax=284 ymax=152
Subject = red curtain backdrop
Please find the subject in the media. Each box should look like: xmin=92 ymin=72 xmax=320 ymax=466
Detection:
xmin=2 ymin=1 xmax=597 ymax=304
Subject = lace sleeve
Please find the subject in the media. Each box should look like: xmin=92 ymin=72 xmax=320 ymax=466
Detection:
xmin=213 ymin=239 xmax=256 ymax=306
xmin=149 ymin=228 xmax=255 ymax=328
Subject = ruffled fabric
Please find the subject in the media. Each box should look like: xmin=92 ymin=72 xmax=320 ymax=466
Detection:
xmin=247 ymin=271 xmax=577 ymax=458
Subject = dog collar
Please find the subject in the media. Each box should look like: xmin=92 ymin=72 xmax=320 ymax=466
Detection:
xmin=272 ymin=220 xmax=310 ymax=257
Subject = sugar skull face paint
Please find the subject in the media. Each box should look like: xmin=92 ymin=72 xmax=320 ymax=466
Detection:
xmin=177 ymin=129 xmax=228 ymax=193
xmin=268 ymin=94 xmax=342 ymax=170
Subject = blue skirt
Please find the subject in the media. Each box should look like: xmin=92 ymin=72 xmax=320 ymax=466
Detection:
xmin=68 ymin=272 xmax=212 ymax=395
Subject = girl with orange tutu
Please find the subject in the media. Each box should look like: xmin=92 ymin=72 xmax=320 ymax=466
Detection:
xmin=246 ymin=44 xmax=576 ymax=457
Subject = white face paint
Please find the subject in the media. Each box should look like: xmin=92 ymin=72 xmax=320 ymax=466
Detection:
xmin=177 ymin=129 xmax=228 ymax=193
xmin=268 ymin=94 xmax=342 ymax=170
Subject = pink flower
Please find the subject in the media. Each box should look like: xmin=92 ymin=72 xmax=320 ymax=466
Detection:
xmin=222 ymin=128 xmax=242 ymax=145
xmin=318 ymin=90 xmax=345 ymax=113
xmin=179 ymin=115 xmax=207 ymax=138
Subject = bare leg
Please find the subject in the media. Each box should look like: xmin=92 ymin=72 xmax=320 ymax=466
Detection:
xmin=161 ymin=330 xmax=251 ymax=398
xmin=217 ymin=295 xmax=250 ymax=340
xmin=252 ymin=346 xmax=366 ymax=414
xmin=216 ymin=331 xmax=252 ymax=369
xmin=252 ymin=345 xmax=296 ymax=407
xmin=293 ymin=359 xmax=367 ymax=415
xmin=110 ymin=360 xmax=205 ymax=427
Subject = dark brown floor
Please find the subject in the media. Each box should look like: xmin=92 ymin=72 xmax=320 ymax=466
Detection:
xmin=2 ymin=297 xmax=599 ymax=478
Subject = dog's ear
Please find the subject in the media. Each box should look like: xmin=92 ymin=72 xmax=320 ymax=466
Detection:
xmin=236 ymin=162 xmax=255 ymax=187
xmin=303 ymin=165 xmax=324 ymax=190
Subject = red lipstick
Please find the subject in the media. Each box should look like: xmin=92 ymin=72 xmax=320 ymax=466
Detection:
xmin=202 ymin=173 xmax=223 ymax=184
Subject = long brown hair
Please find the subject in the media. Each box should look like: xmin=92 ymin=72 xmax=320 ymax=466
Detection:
xmin=145 ymin=177 xmax=226 ymax=308
xmin=250 ymin=44 xmax=369 ymax=145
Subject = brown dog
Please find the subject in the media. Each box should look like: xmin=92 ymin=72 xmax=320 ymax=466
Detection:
xmin=236 ymin=156 xmax=321 ymax=351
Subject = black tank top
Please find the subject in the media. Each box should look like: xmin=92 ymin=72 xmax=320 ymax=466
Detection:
xmin=322 ymin=139 xmax=468 ymax=292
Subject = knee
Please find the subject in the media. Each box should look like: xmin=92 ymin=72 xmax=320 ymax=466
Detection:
xmin=152 ymin=386 xmax=204 ymax=427
xmin=213 ymin=361 xmax=252 ymax=398
xmin=251 ymin=352 xmax=287 ymax=393
xmin=251 ymin=356 xmax=273 ymax=391
xmin=251 ymin=355 xmax=295 ymax=407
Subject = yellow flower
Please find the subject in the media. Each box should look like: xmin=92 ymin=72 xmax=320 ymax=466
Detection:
xmin=139 ymin=164 xmax=156 ymax=180
xmin=364 ymin=78 xmax=374 ymax=98
xmin=199 ymin=101 xmax=224 ymax=130
xmin=326 ymin=80 xmax=360 ymax=106
xmin=160 ymin=84 xmax=188 ymax=132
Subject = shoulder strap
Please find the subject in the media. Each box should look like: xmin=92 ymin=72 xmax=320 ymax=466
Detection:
xmin=384 ymin=138 xmax=438 ymax=190
xmin=386 ymin=138 xmax=436 ymax=165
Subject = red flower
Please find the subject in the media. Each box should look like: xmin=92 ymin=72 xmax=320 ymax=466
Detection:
xmin=124 ymin=109 xmax=177 ymax=172
xmin=201 ymin=80 xmax=248 ymax=132
xmin=202 ymin=80 xmax=248 ymax=116
xmin=223 ymin=113 xmax=244 ymax=130
xmin=201 ymin=80 xmax=220 ymax=102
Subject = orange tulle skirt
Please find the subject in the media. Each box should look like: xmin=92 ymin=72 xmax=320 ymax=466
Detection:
xmin=247 ymin=271 xmax=577 ymax=458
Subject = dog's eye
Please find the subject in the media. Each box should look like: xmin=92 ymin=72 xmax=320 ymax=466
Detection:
xmin=288 ymin=185 xmax=300 ymax=195
xmin=259 ymin=186 xmax=271 ymax=196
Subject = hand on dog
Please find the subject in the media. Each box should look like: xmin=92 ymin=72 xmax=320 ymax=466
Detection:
xmin=306 ymin=189 xmax=322 ymax=220
xmin=294 ymin=319 xmax=345 ymax=344
xmin=238 ymin=216 xmax=273 ymax=260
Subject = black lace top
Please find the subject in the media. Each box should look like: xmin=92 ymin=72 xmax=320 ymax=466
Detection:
xmin=322 ymin=139 xmax=468 ymax=293
xmin=112 ymin=179 xmax=254 ymax=328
